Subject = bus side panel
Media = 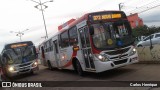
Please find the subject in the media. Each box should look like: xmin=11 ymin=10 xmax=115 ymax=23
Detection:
xmin=59 ymin=46 xmax=74 ymax=70
xmin=51 ymin=36 xmax=61 ymax=68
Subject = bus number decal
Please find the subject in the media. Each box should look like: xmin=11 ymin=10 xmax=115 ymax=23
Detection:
xmin=93 ymin=15 xmax=101 ymax=20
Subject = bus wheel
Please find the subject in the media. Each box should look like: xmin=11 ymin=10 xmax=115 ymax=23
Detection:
xmin=48 ymin=61 xmax=53 ymax=70
xmin=76 ymin=60 xmax=84 ymax=76
xmin=137 ymin=45 xmax=143 ymax=47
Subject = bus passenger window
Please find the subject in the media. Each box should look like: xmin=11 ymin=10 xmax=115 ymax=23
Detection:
xmin=60 ymin=30 xmax=69 ymax=48
xmin=69 ymin=27 xmax=78 ymax=46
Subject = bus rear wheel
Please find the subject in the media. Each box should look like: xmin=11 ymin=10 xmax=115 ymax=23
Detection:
xmin=76 ymin=60 xmax=84 ymax=76
xmin=47 ymin=61 xmax=53 ymax=70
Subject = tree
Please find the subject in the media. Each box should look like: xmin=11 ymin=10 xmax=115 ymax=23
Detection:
xmin=132 ymin=25 xmax=160 ymax=37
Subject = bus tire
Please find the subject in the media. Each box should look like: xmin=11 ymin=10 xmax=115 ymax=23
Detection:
xmin=76 ymin=60 xmax=84 ymax=76
xmin=47 ymin=61 xmax=53 ymax=70
xmin=137 ymin=45 xmax=143 ymax=47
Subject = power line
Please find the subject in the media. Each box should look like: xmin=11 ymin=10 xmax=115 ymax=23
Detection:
xmin=138 ymin=4 xmax=160 ymax=14
xmin=125 ymin=0 xmax=160 ymax=14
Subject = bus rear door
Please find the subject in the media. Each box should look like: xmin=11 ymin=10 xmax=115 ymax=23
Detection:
xmin=53 ymin=40 xmax=60 ymax=68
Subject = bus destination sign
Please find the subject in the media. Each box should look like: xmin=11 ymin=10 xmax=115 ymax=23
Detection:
xmin=11 ymin=43 xmax=28 ymax=48
xmin=92 ymin=14 xmax=122 ymax=21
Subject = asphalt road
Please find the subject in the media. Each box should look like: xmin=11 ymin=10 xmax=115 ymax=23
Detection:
xmin=1 ymin=64 xmax=160 ymax=90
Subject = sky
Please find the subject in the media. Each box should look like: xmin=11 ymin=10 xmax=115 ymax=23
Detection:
xmin=0 ymin=0 xmax=160 ymax=52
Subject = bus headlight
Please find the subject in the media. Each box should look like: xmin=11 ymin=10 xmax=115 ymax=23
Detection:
xmin=95 ymin=54 xmax=108 ymax=62
xmin=32 ymin=61 xmax=38 ymax=67
xmin=8 ymin=66 xmax=15 ymax=72
xmin=129 ymin=48 xmax=137 ymax=56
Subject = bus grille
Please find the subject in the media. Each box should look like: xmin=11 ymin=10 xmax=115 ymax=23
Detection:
xmin=19 ymin=62 xmax=32 ymax=67
xmin=110 ymin=54 xmax=128 ymax=59
xmin=113 ymin=59 xmax=128 ymax=65
xmin=105 ymin=47 xmax=130 ymax=55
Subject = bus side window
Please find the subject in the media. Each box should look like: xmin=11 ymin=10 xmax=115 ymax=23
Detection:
xmin=60 ymin=30 xmax=69 ymax=48
xmin=53 ymin=40 xmax=59 ymax=53
xmin=69 ymin=27 xmax=78 ymax=46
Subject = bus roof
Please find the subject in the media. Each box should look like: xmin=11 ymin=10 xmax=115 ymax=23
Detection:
xmin=39 ymin=10 xmax=126 ymax=45
xmin=59 ymin=10 xmax=125 ymax=32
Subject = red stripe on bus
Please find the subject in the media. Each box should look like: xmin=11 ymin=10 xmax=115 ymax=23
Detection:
xmin=61 ymin=50 xmax=78 ymax=68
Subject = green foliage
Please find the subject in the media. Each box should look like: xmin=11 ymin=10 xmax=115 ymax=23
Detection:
xmin=132 ymin=25 xmax=148 ymax=37
xmin=132 ymin=25 xmax=160 ymax=37
xmin=132 ymin=25 xmax=160 ymax=43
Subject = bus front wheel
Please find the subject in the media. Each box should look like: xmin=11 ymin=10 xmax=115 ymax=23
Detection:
xmin=76 ymin=60 xmax=84 ymax=76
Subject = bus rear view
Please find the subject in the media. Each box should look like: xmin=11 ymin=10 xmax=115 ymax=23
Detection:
xmin=0 ymin=41 xmax=39 ymax=78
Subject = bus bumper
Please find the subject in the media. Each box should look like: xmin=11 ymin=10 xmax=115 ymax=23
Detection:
xmin=94 ymin=53 xmax=139 ymax=73
xmin=6 ymin=63 xmax=39 ymax=77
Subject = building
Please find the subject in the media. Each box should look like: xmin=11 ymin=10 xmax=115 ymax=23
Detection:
xmin=127 ymin=13 xmax=144 ymax=28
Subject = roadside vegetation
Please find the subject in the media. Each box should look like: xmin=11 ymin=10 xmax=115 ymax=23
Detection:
xmin=132 ymin=25 xmax=160 ymax=37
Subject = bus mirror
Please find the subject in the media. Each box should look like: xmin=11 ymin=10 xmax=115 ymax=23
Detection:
xmin=89 ymin=26 xmax=94 ymax=35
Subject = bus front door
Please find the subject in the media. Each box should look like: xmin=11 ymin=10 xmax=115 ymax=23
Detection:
xmin=79 ymin=26 xmax=95 ymax=70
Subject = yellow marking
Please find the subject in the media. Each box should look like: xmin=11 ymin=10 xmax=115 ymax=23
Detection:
xmin=93 ymin=15 xmax=101 ymax=20
xmin=102 ymin=15 xmax=111 ymax=19
xmin=112 ymin=14 xmax=121 ymax=18
xmin=11 ymin=44 xmax=27 ymax=48
xmin=108 ymin=39 xmax=113 ymax=45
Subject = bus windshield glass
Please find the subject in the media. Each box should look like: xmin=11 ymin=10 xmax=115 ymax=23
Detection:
xmin=91 ymin=20 xmax=134 ymax=50
xmin=3 ymin=46 xmax=36 ymax=65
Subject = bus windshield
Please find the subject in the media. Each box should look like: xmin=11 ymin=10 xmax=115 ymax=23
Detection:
xmin=91 ymin=20 xmax=134 ymax=50
xmin=3 ymin=46 xmax=37 ymax=65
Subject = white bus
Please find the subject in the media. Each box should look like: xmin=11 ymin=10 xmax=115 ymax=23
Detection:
xmin=38 ymin=11 xmax=138 ymax=76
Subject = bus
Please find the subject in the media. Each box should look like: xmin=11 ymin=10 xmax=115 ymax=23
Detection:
xmin=38 ymin=11 xmax=138 ymax=76
xmin=0 ymin=41 xmax=39 ymax=78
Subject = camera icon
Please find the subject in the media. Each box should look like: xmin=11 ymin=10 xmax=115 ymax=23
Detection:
xmin=2 ymin=82 xmax=11 ymax=87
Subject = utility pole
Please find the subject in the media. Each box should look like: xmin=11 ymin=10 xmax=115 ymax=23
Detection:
xmin=148 ymin=27 xmax=153 ymax=49
xmin=28 ymin=0 xmax=53 ymax=39
xmin=10 ymin=29 xmax=29 ymax=41
xmin=119 ymin=3 xmax=123 ymax=11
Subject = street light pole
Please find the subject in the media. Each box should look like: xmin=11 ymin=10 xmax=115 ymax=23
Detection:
xmin=10 ymin=29 xmax=29 ymax=41
xmin=39 ymin=0 xmax=48 ymax=39
xmin=28 ymin=0 xmax=53 ymax=39
xmin=119 ymin=3 xmax=123 ymax=11
xmin=148 ymin=28 xmax=153 ymax=49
